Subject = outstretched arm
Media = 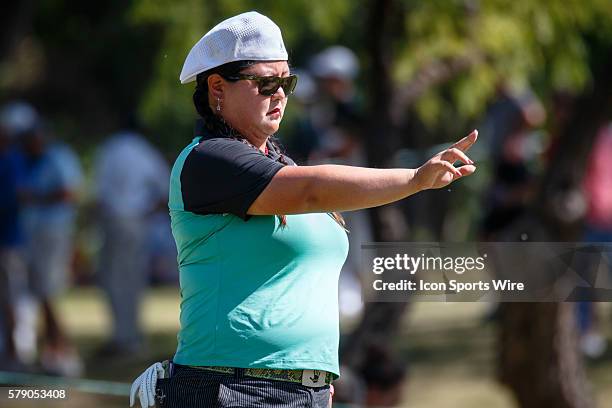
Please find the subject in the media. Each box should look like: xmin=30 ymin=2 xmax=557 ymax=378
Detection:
xmin=248 ymin=130 xmax=478 ymax=215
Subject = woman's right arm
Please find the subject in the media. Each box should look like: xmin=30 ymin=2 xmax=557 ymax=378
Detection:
xmin=248 ymin=130 xmax=478 ymax=215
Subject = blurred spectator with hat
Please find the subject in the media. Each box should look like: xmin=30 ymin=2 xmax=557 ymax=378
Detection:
xmin=0 ymin=102 xmax=30 ymax=371
xmin=308 ymin=45 xmax=372 ymax=320
xmin=16 ymin=103 xmax=84 ymax=376
xmin=0 ymin=102 xmax=82 ymax=376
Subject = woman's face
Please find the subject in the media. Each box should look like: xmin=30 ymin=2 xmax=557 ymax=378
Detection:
xmin=220 ymin=61 xmax=290 ymax=143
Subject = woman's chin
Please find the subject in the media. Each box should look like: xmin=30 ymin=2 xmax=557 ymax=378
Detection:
xmin=262 ymin=119 xmax=281 ymax=134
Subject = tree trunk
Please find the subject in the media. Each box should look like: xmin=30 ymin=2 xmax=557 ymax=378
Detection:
xmin=341 ymin=0 xmax=410 ymax=370
xmin=498 ymin=44 xmax=611 ymax=408
xmin=499 ymin=303 xmax=593 ymax=408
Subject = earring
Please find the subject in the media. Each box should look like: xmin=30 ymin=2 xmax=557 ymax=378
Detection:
xmin=216 ymin=97 xmax=222 ymax=112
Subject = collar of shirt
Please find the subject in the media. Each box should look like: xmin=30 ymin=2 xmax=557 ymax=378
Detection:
xmin=195 ymin=119 xmax=282 ymax=161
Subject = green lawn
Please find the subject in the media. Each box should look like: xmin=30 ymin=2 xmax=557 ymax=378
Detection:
xmin=3 ymin=287 xmax=611 ymax=407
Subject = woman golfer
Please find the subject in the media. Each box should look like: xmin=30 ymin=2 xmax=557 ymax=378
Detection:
xmin=130 ymin=11 xmax=477 ymax=408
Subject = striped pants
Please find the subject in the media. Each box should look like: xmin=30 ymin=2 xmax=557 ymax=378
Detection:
xmin=155 ymin=365 xmax=331 ymax=407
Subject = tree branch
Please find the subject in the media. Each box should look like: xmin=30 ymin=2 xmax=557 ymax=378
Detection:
xmin=391 ymin=50 xmax=485 ymax=124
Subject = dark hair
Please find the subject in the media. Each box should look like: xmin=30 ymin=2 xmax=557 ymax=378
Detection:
xmin=193 ymin=60 xmax=256 ymax=121
xmin=193 ymin=61 xmax=346 ymax=230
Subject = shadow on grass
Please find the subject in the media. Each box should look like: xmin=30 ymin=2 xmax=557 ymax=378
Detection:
xmin=77 ymin=331 xmax=178 ymax=383
xmin=395 ymin=320 xmax=498 ymax=377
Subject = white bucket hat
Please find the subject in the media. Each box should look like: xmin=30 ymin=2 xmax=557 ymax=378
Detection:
xmin=179 ymin=11 xmax=288 ymax=84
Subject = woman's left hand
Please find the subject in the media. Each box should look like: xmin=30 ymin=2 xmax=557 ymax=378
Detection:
xmin=415 ymin=130 xmax=478 ymax=191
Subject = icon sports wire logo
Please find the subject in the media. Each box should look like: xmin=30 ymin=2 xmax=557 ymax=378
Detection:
xmin=362 ymin=242 xmax=612 ymax=302
xmin=371 ymin=253 xmax=487 ymax=275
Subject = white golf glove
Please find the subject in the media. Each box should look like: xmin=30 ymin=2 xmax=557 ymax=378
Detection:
xmin=130 ymin=362 xmax=165 ymax=407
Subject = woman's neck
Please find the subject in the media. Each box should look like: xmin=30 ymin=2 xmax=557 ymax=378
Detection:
xmin=205 ymin=111 xmax=269 ymax=153
xmin=242 ymin=132 xmax=268 ymax=153
xmin=224 ymin=117 xmax=269 ymax=153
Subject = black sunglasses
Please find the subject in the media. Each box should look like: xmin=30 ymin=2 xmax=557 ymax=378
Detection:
xmin=223 ymin=74 xmax=298 ymax=96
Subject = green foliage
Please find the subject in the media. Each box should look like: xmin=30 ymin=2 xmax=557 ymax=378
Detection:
xmin=129 ymin=0 xmax=208 ymax=153
xmin=1 ymin=0 xmax=610 ymax=153
xmin=396 ymin=0 xmax=612 ymax=129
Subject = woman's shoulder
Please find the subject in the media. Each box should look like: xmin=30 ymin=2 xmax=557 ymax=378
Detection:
xmin=196 ymin=136 xmax=248 ymax=148
xmin=192 ymin=137 xmax=267 ymax=163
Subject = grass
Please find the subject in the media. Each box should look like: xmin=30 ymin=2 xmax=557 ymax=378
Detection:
xmin=2 ymin=287 xmax=611 ymax=407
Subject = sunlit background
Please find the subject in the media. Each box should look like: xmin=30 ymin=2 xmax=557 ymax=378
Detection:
xmin=1 ymin=1 xmax=611 ymax=407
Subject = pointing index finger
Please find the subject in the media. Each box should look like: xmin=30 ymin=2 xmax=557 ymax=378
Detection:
xmin=452 ymin=129 xmax=478 ymax=152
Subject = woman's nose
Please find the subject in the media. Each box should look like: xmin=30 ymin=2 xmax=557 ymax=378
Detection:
xmin=271 ymin=85 xmax=287 ymax=100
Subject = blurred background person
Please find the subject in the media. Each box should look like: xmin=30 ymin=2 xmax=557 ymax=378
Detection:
xmin=20 ymin=106 xmax=84 ymax=376
xmin=479 ymin=86 xmax=546 ymax=242
xmin=146 ymin=208 xmax=179 ymax=286
xmin=308 ymin=45 xmax=363 ymax=164
xmin=281 ymin=69 xmax=320 ymax=165
xmin=0 ymin=102 xmax=30 ymax=371
xmin=477 ymin=87 xmax=546 ymax=324
xmin=576 ymin=122 xmax=612 ymax=358
xmin=308 ymin=45 xmax=373 ymax=320
xmin=94 ymin=120 xmax=170 ymax=357
xmin=360 ymin=344 xmax=408 ymax=407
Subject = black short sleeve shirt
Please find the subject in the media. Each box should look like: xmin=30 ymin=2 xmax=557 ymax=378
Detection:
xmin=179 ymin=120 xmax=294 ymax=221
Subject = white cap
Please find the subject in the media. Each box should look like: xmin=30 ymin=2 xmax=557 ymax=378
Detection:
xmin=0 ymin=101 xmax=39 ymax=138
xmin=179 ymin=11 xmax=288 ymax=84
xmin=310 ymin=46 xmax=359 ymax=80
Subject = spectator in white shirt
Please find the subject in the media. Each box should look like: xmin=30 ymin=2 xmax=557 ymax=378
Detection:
xmin=94 ymin=129 xmax=170 ymax=356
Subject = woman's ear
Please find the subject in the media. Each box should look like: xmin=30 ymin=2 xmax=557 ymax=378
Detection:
xmin=207 ymin=74 xmax=225 ymax=99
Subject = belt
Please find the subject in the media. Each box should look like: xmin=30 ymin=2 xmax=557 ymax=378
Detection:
xmin=190 ymin=365 xmax=332 ymax=387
